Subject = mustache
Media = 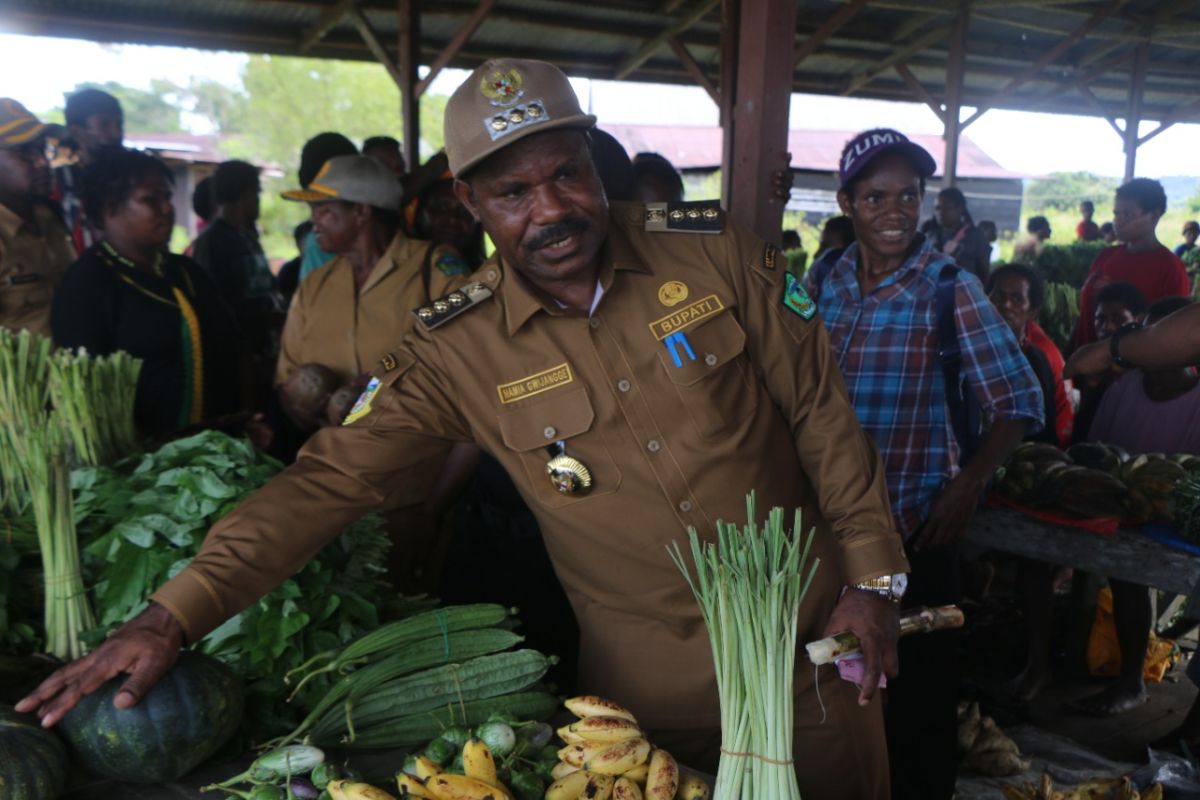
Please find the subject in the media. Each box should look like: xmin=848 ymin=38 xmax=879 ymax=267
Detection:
xmin=526 ymin=217 xmax=590 ymax=251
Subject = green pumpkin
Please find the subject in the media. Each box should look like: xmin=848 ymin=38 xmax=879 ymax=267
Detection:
xmin=59 ymin=651 xmax=243 ymax=783
xmin=0 ymin=704 xmax=68 ymax=800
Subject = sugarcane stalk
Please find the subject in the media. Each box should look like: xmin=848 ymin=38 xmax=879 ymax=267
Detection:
xmin=804 ymin=604 xmax=966 ymax=666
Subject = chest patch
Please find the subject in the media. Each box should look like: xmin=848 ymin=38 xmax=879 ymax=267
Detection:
xmin=648 ymin=293 xmax=725 ymax=341
xmin=343 ymin=377 xmax=381 ymax=425
xmin=497 ymin=363 xmax=573 ymax=404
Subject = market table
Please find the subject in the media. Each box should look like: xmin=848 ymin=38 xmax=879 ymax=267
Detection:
xmin=964 ymin=507 xmax=1200 ymax=597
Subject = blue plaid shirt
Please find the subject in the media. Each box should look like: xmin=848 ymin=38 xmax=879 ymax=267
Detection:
xmin=811 ymin=236 xmax=1044 ymax=537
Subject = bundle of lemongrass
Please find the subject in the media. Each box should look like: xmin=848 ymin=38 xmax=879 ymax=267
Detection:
xmin=0 ymin=329 xmax=97 ymax=659
xmin=669 ymin=494 xmax=819 ymax=800
xmin=50 ymin=347 xmax=141 ymax=466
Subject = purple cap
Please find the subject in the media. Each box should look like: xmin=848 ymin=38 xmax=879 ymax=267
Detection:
xmin=838 ymin=128 xmax=936 ymax=188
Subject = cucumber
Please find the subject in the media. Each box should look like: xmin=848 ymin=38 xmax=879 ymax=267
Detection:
xmin=333 ymin=691 xmax=560 ymax=749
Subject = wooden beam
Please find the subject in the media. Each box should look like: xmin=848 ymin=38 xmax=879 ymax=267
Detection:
xmin=1124 ymin=40 xmax=1148 ymax=181
xmin=1075 ymin=83 xmax=1125 ymax=138
xmin=794 ymin=0 xmax=872 ymax=66
xmin=843 ymin=26 xmax=950 ymax=95
xmin=299 ymin=0 xmax=360 ymax=52
xmin=415 ymin=0 xmax=495 ymax=98
xmin=348 ymin=7 xmax=403 ymax=88
xmin=942 ymin=1 xmax=969 ymax=186
xmin=726 ymin=0 xmax=798 ymax=244
xmin=893 ymin=63 xmax=945 ymax=123
xmin=615 ymin=0 xmax=720 ymax=80
xmin=959 ymin=0 xmax=1132 ymax=129
xmin=667 ymin=35 xmax=720 ymax=105
xmin=894 ymin=10 xmax=946 ymax=41
xmin=1138 ymin=95 xmax=1200 ymax=147
xmin=397 ymin=0 xmax=419 ymax=172
xmin=719 ymin=0 xmax=739 ymax=203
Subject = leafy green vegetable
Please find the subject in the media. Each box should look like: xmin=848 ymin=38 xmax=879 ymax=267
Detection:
xmin=1031 ymin=241 xmax=1106 ymax=288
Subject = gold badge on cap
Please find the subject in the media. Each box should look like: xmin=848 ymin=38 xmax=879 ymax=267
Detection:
xmin=480 ymin=67 xmax=525 ymax=107
xmin=657 ymin=281 xmax=689 ymax=307
xmin=546 ymin=455 xmax=593 ymax=495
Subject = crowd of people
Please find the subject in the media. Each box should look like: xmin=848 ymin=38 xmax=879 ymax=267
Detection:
xmin=4 ymin=61 xmax=1200 ymax=800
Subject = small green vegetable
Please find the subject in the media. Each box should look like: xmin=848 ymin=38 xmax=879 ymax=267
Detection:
xmin=439 ymin=726 xmax=472 ymax=748
xmin=309 ymin=763 xmax=342 ymax=790
xmin=423 ymin=736 xmax=458 ymax=765
xmin=475 ymin=721 xmax=516 ymax=757
xmin=508 ymin=772 xmax=545 ymax=800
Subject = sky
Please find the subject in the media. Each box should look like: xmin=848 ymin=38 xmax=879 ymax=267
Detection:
xmin=1 ymin=32 xmax=1198 ymax=180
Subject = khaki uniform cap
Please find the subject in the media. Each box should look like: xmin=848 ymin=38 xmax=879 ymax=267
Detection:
xmin=444 ymin=59 xmax=596 ymax=177
xmin=281 ymin=154 xmax=402 ymax=210
xmin=0 ymin=99 xmax=49 ymax=147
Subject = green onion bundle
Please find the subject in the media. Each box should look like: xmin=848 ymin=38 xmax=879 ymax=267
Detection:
xmin=0 ymin=329 xmax=96 ymax=659
xmin=50 ymin=347 xmax=141 ymax=466
xmin=669 ymin=493 xmax=819 ymax=800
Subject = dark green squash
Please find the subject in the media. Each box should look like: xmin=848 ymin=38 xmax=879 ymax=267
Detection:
xmin=58 ymin=650 xmax=243 ymax=783
xmin=0 ymin=704 xmax=69 ymax=800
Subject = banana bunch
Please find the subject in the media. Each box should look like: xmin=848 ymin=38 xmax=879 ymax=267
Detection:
xmin=330 ymin=780 xmax=401 ymax=800
xmin=1001 ymin=773 xmax=1163 ymax=800
xmin=545 ymin=695 xmax=711 ymax=800
xmin=396 ymin=738 xmax=515 ymax=799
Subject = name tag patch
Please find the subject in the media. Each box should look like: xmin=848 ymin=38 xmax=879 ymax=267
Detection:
xmin=497 ymin=363 xmax=573 ymax=404
xmin=8 ymin=274 xmax=41 ymax=286
xmin=648 ymin=294 xmax=725 ymax=341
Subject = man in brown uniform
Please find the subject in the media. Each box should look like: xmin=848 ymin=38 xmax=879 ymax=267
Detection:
xmin=0 ymin=99 xmax=74 ymax=337
xmin=20 ymin=61 xmax=909 ymax=798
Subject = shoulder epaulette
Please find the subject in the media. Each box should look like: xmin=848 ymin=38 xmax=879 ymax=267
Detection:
xmin=412 ymin=281 xmax=493 ymax=330
xmin=644 ymin=200 xmax=725 ymax=234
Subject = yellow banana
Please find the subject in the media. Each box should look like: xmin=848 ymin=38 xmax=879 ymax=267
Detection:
xmin=414 ymin=755 xmax=442 ymax=780
xmin=582 ymin=772 xmax=616 ymax=800
xmin=643 ymin=749 xmax=678 ymax=800
xmin=564 ymin=695 xmax=639 ymax=725
xmin=567 ymin=716 xmax=644 ymax=743
xmin=584 ymin=738 xmax=652 ymax=776
xmin=557 ymin=724 xmax=586 ymax=744
xmin=558 ymin=741 xmax=611 ymax=768
xmin=328 ymin=780 xmax=398 ymax=800
xmin=613 ymin=776 xmax=644 ymax=800
xmin=621 ymin=762 xmax=649 ymax=784
xmin=462 ymin=737 xmax=499 ymax=787
xmin=396 ymin=772 xmax=434 ymax=798
xmin=551 ymin=762 xmax=581 ymax=781
xmin=425 ymin=773 xmax=513 ymax=800
xmin=675 ymin=775 xmax=710 ymax=800
xmin=545 ymin=770 xmax=590 ymax=800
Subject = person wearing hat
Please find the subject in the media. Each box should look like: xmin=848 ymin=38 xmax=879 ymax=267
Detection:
xmin=807 ymin=128 xmax=1044 ymax=799
xmin=20 ymin=61 xmax=908 ymax=799
xmin=294 ymin=132 xmax=359 ymax=282
xmin=0 ymin=99 xmax=75 ymax=338
xmin=53 ymin=88 xmax=124 ymax=257
xmin=275 ymin=153 xmax=471 ymax=589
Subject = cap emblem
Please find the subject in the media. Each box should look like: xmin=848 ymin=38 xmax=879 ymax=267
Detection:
xmin=480 ymin=67 xmax=525 ymax=107
xmin=482 ymin=97 xmax=550 ymax=142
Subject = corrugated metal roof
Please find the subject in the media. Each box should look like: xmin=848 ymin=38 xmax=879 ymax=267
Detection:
xmin=3 ymin=0 xmax=1198 ymax=124
xmin=603 ymin=123 xmax=1023 ymax=179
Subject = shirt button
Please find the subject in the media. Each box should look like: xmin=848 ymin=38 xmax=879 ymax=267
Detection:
xmin=679 ymin=500 xmax=693 ymax=513
xmin=486 ymin=269 xmax=498 ymax=281
xmin=704 ymin=353 xmax=718 ymax=366
xmin=647 ymin=440 xmax=660 ymax=452
xmin=617 ymin=380 xmax=631 ymax=392
xmin=543 ymin=426 xmax=556 ymax=439
xmin=589 ymin=318 xmax=600 ymax=329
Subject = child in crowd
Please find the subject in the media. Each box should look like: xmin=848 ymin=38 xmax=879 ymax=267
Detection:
xmin=1072 ymin=282 xmax=1147 ymax=443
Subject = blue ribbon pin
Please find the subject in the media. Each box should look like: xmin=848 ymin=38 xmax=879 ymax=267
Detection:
xmin=664 ymin=331 xmax=697 ymax=368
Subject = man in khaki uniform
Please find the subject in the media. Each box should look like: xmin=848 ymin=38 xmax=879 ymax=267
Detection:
xmin=0 ymin=99 xmax=74 ymax=337
xmin=21 ymin=61 xmax=909 ymax=799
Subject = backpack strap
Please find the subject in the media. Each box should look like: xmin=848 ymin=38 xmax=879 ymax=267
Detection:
xmin=936 ymin=263 xmax=981 ymax=461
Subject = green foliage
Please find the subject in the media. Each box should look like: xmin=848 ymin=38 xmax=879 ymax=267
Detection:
xmin=59 ymin=80 xmax=186 ymax=133
xmin=1039 ymin=282 xmax=1081 ymax=351
xmin=1031 ymin=241 xmax=1106 ymax=288
xmin=1024 ymin=171 xmax=1119 ymax=213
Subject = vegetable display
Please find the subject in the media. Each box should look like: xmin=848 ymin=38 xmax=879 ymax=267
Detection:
xmin=48 ymin=347 xmax=141 ymax=468
xmin=59 ymin=650 xmax=243 ymax=783
xmin=669 ymin=494 xmax=818 ymax=800
xmin=0 ymin=703 xmax=68 ymax=800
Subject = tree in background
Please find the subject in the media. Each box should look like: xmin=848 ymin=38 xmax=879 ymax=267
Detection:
xmin=44 ymin=80 xmax=187 ymax=133
xmin=1024 ymin=171 xmax=1119 ymax=213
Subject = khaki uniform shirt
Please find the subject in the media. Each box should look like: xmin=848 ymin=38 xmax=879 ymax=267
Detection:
xmin=275 ymin=232 xmax=468 ymax=385
xmin=154 ymin=204 xmax=909 ymax=730
xmin=0 ymin=202 xmax=74 ymax=338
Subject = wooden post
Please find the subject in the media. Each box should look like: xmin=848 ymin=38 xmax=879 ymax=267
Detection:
xmin=718 ymin=0 xmax=739 ymax=206
xmin=942 ymin=1 xmax=969 ymax=187
xmin=398 ymin=0 xmax=420 ymax=172
xmin=724 ymin=0 xmax=797 ymax=245
xmin=1124 ymin=40 xmax=1148 ymax=181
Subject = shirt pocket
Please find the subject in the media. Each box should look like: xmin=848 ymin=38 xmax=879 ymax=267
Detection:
xmin=497 ymin=384 xmax=621 ymax=508
xmin=656 ymin=309 xmax=758 ymax=438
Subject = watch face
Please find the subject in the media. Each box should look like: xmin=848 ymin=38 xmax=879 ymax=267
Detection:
xmin=892 ymin=573 xmax=909 ymax=596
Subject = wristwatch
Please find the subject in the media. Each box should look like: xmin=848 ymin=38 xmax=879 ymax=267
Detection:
xmin=853 ymin=573 xmax=908 ymax=604
xmin=1109 ymin=323 xmax=1140 ymax=369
